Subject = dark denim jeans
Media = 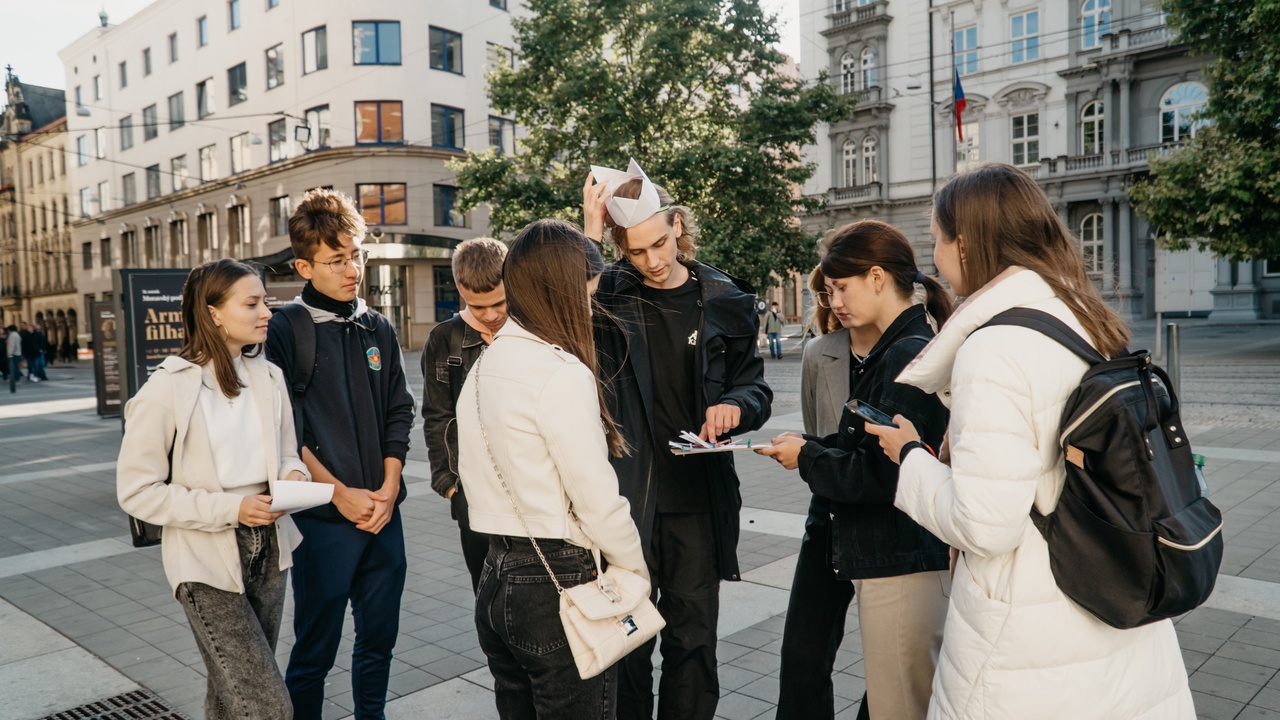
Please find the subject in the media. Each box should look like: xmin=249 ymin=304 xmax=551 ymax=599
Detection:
xmin=176 ymin=524 xmax=290 ymax=720
xmin=451 ymin=487 xmax=489 ymax=594
xmin=475 ymin=536 xmax=617 ymax=720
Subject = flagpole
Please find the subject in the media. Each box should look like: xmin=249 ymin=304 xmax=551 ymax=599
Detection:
xmin=950 ymin=11 xmax=958 ymax=175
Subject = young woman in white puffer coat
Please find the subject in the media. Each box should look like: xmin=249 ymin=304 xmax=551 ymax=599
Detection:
xmin=865 ymin=162 xmax=1195 ymax=719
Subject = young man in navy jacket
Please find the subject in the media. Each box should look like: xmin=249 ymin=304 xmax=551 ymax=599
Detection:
xmin=266 ymin=189 xmax=415 ymax=720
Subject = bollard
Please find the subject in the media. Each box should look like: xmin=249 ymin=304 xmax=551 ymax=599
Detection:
xmin=1165 ymin=323 xmax=1180 ymax=397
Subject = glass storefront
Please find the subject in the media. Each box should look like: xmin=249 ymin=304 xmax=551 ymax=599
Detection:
xmin=434 ymin=265 xmax=459 ymax=321
xmin=365 ymin=263 xmax=408 ymax=339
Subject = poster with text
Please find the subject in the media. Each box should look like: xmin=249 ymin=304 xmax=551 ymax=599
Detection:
xmin=91 ymin=301 xmax=122 ymax=417
xmin=120 ymin=269 xmax=190 ymax=400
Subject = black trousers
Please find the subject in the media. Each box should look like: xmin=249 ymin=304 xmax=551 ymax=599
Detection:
xmin=451 ymin=487 xmax=490 ymax=593
xmin=619 ymin=512 xmax=720 ymax=720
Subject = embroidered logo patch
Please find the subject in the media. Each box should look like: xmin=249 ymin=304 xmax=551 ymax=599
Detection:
xmin=687 ymin=330 xmax=698 ymax=346
xmin=366 ymin=347 xmax=382 ymax=371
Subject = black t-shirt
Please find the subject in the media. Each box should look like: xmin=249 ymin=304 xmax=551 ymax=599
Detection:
xmin=640 ymin=274 xmax=711 ymax=513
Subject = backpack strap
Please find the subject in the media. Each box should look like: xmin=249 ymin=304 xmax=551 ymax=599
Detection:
xmin=276 ymin=303 xmax=316 ymax=444
xmin=446 ymin=318 xmax=467 ymax=407
xmin=978 ymin=308 xmax=1106 ymax=365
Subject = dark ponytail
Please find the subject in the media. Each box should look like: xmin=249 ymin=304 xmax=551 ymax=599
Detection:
xmin=820 ymin=220 xmax=953 ymax=329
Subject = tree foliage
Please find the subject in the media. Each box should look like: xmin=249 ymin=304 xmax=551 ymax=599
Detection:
xmin=449 ymin=0 xmax=852 ymax=289
xmin=1129 ymin=0 xmax=1280 ymax=259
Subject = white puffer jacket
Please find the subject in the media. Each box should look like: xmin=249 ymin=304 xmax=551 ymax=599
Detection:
xmin=894 ymin=268 xmax=1194 ymax=719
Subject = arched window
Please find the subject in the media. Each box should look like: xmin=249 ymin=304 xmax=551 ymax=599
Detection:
xmin=1081 ymin=0 xmax=1111 ymax=49
xmin=861 ymin=136 xmax=878 ymax=184
xmin=1080 ymin=213 xmax=1104 ymax=274
xmin=1160 ymin=82 xmax=1208 ymax=144
xmin=859 ymin=47 xmax=877 ymax=90
xmin=1081 ymin=101 xmax=1104 ymax=155
xmin=840 ymin=53 xmax=856 ymax=95
xmin=842 ymin=140 xmax=857 ymax=187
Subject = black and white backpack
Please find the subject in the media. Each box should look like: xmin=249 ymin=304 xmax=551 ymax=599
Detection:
xmin=980 ymin=308 xmax=1224 ymax=629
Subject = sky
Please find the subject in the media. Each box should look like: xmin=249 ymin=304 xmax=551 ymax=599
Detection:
xmin=2 ymin=0 xmax=802 ymax=92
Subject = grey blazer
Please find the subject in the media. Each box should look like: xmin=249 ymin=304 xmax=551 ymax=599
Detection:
xmin=800 ymin=328 xmax=852 ymax=436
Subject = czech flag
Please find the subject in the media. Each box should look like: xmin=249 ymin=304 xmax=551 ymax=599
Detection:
xmin=954 ymin=69 xmax=967 ymax=142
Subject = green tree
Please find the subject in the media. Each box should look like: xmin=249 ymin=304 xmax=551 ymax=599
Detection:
xmin=449 ymin=0 xmax=852 ymax=290
xmin=1129 ymin=1 xmax=1280 ymax=259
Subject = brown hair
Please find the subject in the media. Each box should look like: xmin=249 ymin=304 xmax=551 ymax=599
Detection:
xmin=179 ymin=259 xmax=260 ymax=398
xmin=933 ymin=163 xmax=1130 ymax=357
xmin=820 ymin=219 xmax=954 ymax=328
xmin=452 ymin=237 xmax=508 ymax=293
xmin=806 ymin=265 xmax=842 ymax=335
xmin=288 ymin=188 xmax=366 ymax=261
xmin=605 ymin=178 xmax=699 ymax=263
xmin=504 ymin=220 xmax=627 ymax=457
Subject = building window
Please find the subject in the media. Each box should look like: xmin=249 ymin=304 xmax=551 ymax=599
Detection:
xmin=859 ymin=47 xmax=877 ymax=90
xmin=270 ymin=196 xmax=290 ymax=236
xmin=228 ymin=205 xmax=248 ymax=252
xmin=83 ymin=242 xmax=94 ymax=270
xmin=1011 ymin=113 xmax=1039 ymax=165
xmin=353 ymin=21 xmax=401 ymax=65
xmin=145 ymin=226 xmax=163 ymax=266
xmin=1080 ymin=213 xmax=1104 ymax=274
xmin=120 ymin=115 xmax=134 ymax=150
xmin=146 ymin=165 xmax=162 ymax=200
xmin=487 ymin=42 xmax=514 ymax=69
xmin=302 ymin=26 xmax=328 ymax=73
xmin=431 ymin=104 xmax=464 ymax=149
xmin=954 ymin=26 xmax=978 ymax=75
xmin=142 ymin=48 xmax=152 ymax=76
xmin=119 ymin=61 xmax=128 ymax=88
xmin=122 ymin=173 xmax=137 ymax=206
xmin=862 ymin=135 xmax=878 ymax=183
xmin=98 ymin=181 xmax=110 ymax=212
xmin=957 ymin=122 xmax=980 ymax=171
xmin=228 ymin=0 xmax=241 ymax=31
xmin=491 ymin=0 xmax=507 ymax=8
xmin=198 ymin=15 xmax=209 ymax=47
xmin=430 ymin=27 xmax=463 ymax=74
xmin=168 ymin=92 xmax=185 ymax=130
xmin=101 ymin=237 xmax=113 ymax=266
xmin=95 ymin=127 xmax=107 ymax=159
xmin=1081 ymin=0 xmax=1111 ymax=50
xmin=77 ymin=136 xmax=89 ymax=166
xmin=357 ymin=183 xmax=407 ymax=225
xmin=841 ymin=140 xmax=856 ymax=187
xmin=93 ymin=74 xmax=102 ymax=100
xmin=434 ymin=185 xmax=465 ymax=227
xmin=1160 ymin=82 xmax=1208 ymax=144
xmin=197 ymin=211 xmax=218 ymax=257
xmin=197 ymin=78 xmax=215 ymax=118
xmin=143 ymin=104 xmax=158 ymax=140
xmin=489 ymin=116 xmax=515 ymax=155
xmin=74 ymin=85 xmax=83 ymax=109
xmin=171 ymin=155 xmax=190 ymax=191
xmin=268 ymin=119 xmax=288 ymax=162
xmin=1262 ymin=258 xmax=1280 ymax=277
xmin=1011 ymin=11 xmax=1039 ymax=63
xmin=268 ymin=0 xmax=279 ymax=9
xmin=170 ymin=219 xmax=188 ymax=261
xmin=266 ymin=44 xmax=285 ymax=89
xmin=304 ymin=105 xmax=331 ymax=149
xmin=199 ymin=144 xmax=218 ymax=181
xmin=840 ymin=53 xmax=855 ymax=95
xmin=228 ymin=62 xmax=248 ymax=105
xmin=79 ymin=188 xmax=92 ymax=218
xmin=356 ymin=101 xmax=404 ymax=144
xmin=169 ymin=32 xmax=179 ymax=63
xmin=1081 ymin=101 xmax=1104 ymax=155
xmin=231 ymin=133 xmax=251 ymax=173
xmin=122 ymin=230 xmax=138 ymax=266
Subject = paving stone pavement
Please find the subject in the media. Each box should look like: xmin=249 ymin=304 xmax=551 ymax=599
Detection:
xmin=0 ymin=323 xmax=1278 ymax=719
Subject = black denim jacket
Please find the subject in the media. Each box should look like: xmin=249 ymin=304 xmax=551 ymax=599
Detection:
xmin=797 ymin=305 xmax=950 ymax=579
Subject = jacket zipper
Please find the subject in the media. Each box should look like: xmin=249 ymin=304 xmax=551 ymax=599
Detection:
xmin=1059 ymin=380 xmax=1141 ymax=447
xmin=1156 ymin=522 xmax=1222 ymax=551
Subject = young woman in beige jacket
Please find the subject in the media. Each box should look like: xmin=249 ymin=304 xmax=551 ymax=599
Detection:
xmin=117 ymin=259 xmax=310 ymax=719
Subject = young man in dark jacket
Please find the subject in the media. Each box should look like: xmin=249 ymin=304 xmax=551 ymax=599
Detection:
xmin=420 ymin=237 xmax=508 ymax=593
xmin=265 ymin=189 xmax=415 ymax=720
xmin=584 ymin=163 xmax=773 ymax=720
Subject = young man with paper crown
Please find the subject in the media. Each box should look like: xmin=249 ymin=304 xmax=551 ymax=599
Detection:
xmin=583 ymin=160 xmax=772 ymax=720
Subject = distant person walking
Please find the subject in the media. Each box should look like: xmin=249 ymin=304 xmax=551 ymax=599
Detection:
xmin=764 ymin=302 xmax=785 ymax=359
xmin=19 ymin=325 xmax=39 ymax=383
xmin=6 ymin=325 xmax=20 ymax=392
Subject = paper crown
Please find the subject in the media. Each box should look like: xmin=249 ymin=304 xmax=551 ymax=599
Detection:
xmin=589 ymin=158 xmax=665 ymax=229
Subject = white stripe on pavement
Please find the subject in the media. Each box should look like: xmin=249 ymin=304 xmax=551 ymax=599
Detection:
xmin=0 ymin=397 xmax=98 ymax=420
xmin=0 ymin=538 xmax=138 ymax=580
xmin=0 ymin=461 xmax=118 ymax=486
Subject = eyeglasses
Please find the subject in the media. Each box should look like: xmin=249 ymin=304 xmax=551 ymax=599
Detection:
xmin=815 ymin=291 xmax=833 ymax=309
xmin=308 ymin=249 xmax=369 ymax=273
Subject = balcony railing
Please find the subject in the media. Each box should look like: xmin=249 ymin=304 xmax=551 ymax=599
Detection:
xmin=1127 ymin=142 xmax=1186 ymax=164
xmin=1039 ymin=141 xmax=1187 ymax=178
xmin=830 ymin=182 xmax=882 ymax=205
xmin=827 ymin=0 xmax=888 ymax=32
xmin=1104 ymin=25 xmax=1174 ymax=53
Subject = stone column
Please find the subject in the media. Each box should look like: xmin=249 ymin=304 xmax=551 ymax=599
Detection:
xmin=1118 ymin=198 xmax=1133 ymax=293
xmin=1103 ymin=199 xmax=1116 ymax=293
xmin=1211 ymin=258 xmax=1262 ymax=319
xmin=1108 ymin=80 xmax=1120 ymax=156
xmin=1118 ymin=75 xmax=1132 ymax=154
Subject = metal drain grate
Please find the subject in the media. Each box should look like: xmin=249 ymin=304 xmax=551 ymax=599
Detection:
xmin=38 ymin=689 xmax=191 ymax=720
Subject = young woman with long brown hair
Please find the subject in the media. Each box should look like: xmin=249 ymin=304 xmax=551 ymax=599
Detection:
xmin=758 ymin=219 xmax=954 ymax=720
xmin=117 ymin=259 xmax=310 ymax=719
xmin=456 ymin=219 xmax=648 ymax=719
xmin=868 ymin=163 xmax=1194 ymax=718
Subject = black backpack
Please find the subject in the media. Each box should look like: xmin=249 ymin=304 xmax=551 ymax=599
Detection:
xmin=980 ymin=308 xmax=1224 ymax=629
xmin=272 ymin=303 xmax=316 ymax=445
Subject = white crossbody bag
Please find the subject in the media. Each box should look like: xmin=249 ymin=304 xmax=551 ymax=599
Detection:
xmin=473 ymin=351 xmax=665 ymax=679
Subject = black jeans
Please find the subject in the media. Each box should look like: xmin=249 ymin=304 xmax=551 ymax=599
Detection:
xmin=451 ymin=487 xmax=490 ymax=593
xmin=619 ymin=512 xmax=720 ymax=720
xmin=475 ymin=536 xmax=617 ymax=720
xmin=778 ymin=496 xmax=879 ymax=720
xmin=176 ymin=524 xmax=290 ymax=720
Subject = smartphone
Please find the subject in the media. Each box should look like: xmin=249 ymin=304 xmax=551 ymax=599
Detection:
xmin=846 ymin=400 xmax=899 ymax=428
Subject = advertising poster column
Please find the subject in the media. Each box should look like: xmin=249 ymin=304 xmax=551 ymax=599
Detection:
xmin=117 ymin=269 xmax=191 ymax=401
xmin=90 ymin=301 xmax=122 ymax=417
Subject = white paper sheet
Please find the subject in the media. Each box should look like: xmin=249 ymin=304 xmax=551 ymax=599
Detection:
xmin=269 ymin=480 xmax=334 ymax=514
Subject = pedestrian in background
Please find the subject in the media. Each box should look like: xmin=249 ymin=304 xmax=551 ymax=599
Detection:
xmin=764 ymin=301 xmax=784 ymax=359
xmin=19 ymin=324 xmax=39 ymax=383
xmin=758 ymin=220 xmax=953 ymax=720
xmin=117 ymin=259 xmax=310 ymax=719
xmin=868 ymin=162 xmax=1194 ymax=718
xmin=457 ymin=219 xmax=648 ymax=719
xmin=33 ymin=325 xmax=50 ymax=379
xmin=6 ymin=325 xmax=21 ymax=392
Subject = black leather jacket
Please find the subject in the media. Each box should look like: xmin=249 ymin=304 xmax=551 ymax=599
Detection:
xmin=594 ymin=260 xmax=772 ymax=582
xmin=797 ymin=304 xmax=950 ymax=579
xmin=420 ymin=316 xmax=487 ymax=499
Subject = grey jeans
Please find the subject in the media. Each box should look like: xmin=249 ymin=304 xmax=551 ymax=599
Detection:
xmin=177 ymin=524 xmax=291 ymax=720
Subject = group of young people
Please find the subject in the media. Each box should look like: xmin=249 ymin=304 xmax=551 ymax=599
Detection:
xmin=117 ymin=160 xmax=1195 ymax=720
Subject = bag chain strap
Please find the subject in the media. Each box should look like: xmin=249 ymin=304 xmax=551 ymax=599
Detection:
xmin=474 ymin=350 xmax=567 ymax=595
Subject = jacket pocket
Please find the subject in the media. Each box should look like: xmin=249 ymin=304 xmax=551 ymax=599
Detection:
xmin=435 ymin=361 xmax=452 ymax=384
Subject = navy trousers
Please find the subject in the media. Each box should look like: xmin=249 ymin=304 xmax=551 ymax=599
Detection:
xmin=286 ymin=508 xmax=407 ymax=720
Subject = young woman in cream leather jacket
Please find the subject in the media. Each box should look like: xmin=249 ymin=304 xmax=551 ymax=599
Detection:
xmin=117 ymin=259 xmax=310 ymax=720
xmin=457 ymin=219 xmax=648 ymax=719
